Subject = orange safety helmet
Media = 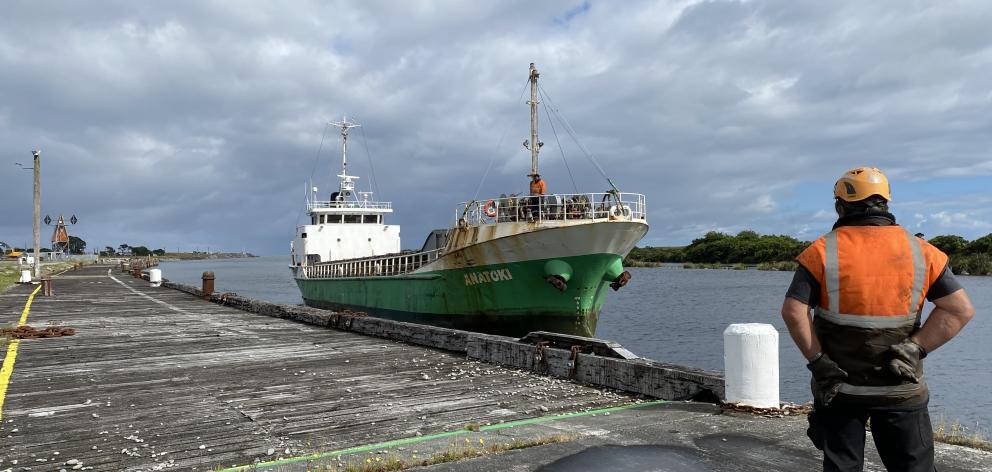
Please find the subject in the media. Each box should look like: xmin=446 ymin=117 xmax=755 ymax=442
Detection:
xmin=833 ymin=167 xmax=891 ymax=202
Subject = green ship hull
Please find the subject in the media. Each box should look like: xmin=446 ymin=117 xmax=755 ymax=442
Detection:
xmin=295 ymin=220 xmax=647 ymax=337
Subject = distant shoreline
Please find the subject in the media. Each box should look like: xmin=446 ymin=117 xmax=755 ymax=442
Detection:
xmin=157 ymin=252 xmax=257 ymax=261
xmin=625 ymin=259 xmax=799 ymax=272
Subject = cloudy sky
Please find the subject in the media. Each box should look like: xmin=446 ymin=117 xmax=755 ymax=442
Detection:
xmin=2 ymin=0 xmax=991 ymax=255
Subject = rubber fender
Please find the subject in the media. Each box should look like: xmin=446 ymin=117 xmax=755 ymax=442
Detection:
xmin=603 ymin=256 xmax=625 ymax=282
xmin=543 ymin=259 xmax=573 ymax=282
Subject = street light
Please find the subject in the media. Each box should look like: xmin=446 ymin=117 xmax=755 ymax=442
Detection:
xmin=13 ymin=151 xmax=41 ymax=279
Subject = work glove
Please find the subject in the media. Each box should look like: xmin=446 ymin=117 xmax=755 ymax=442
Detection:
xmin=886 ymin=339 xmax=926 ymax=383
xmin=806 ymin=409 xmax=824 ymax=451
xmin=807 ymin=353 xmax=848 ymax=406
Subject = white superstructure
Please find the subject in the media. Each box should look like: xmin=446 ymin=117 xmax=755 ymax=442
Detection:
xmin=291 ymin=117 xmax=400 ymax=267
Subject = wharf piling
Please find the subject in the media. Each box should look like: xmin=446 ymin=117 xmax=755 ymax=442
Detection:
xmin=39 ymin=275 xmax=52 ymax=296
xmin=161 ymin=277 xmax=724 ymax=402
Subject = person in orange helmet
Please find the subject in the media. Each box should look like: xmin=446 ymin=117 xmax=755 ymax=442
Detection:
xmin=781 ymin=167 xmax=974 ymax=471
xmin=529 ymin=173 xmax=546 ymax=196
xmin=527 ymin=173 xmax=546 ymax=220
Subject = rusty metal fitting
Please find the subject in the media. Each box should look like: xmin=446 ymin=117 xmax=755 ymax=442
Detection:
xmin=610 ymin=270 xmax=632 ymax=291
xmin=201 ymin=271 xmax=215 ymax=299
xmin=534 ymin=341 xmax=550 ymax=363
xmin=545 ymin=275 xmax=568 ymax=292
xmin=568 ymin=345 xmax=583 ymax=376
xmin=40 ymin=276 xmax=53 ymax=297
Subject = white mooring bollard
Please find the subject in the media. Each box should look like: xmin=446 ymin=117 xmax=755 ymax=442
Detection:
xmin=19 ymin=269 xmax=31 ymax=283
xmin=148 ymin=268 xmax=162 ymax=288
xmin=723 ymin=323 xmax=779 ymax=408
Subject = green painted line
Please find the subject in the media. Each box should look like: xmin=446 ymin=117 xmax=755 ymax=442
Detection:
xmin=222 ymin=430 xmax=468 ymax=471
xmin=479 ymin=400 xmax=666 ymax=431
xmin=218 ymin=400 xmax=666 ymax=471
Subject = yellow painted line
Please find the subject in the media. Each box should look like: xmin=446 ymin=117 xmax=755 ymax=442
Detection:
xmin=0 ymin=284 xmax=43 ymax=421
xmin=17 ymin=284 xmax=42 ymax=326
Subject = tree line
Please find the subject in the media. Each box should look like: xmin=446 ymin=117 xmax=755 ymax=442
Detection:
xmin=100 ymin=243 xmax=166 ymax=257
xmin=3 ymin=238 xmax=169 ymax=257
xmin=3 ymin=236 xmax=88 ymax=254
xmin=627 ymin=230 xmax=808 ymax=265
xmin=928 ymin=235 xmax=992 ymax=276
xmin=628 ymin=231 xmax=992 ymax=276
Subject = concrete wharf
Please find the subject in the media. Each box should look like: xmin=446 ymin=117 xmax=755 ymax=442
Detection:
xmin=1 ymin=265 xmax=990 ymax=471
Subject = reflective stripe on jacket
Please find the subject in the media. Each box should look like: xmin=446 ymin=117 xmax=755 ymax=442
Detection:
xmin=796 ymin=226 xmax=949 ymax=405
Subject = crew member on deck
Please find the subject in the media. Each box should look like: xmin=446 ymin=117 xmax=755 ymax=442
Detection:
xmin=529 ymin=173 xmax=546 ymax=196
xmin=528 ymin=173 xmax=546 ymax=220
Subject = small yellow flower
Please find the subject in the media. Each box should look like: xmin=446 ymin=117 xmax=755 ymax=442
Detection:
xmin=479 ymin=438 xmax=484 ymax=445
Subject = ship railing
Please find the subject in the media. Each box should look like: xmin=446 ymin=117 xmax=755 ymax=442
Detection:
xmin=454 ymin=192 xmax=646 ymax=227
xmin=302 ymin=248 xmax=443 ymax=279
xmin=307 ymin=200 xmax=393 ymax=211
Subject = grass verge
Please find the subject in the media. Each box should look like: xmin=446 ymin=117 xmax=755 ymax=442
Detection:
xmin=933 ymin=420 xmax=992 ymax=452
xmin=318 ymin=434 xmax=577 ymax=472
xmin=0 ymin=263 xmax=20 ymax=293
xmin=0 ymin=261 xmax=81 ymax=293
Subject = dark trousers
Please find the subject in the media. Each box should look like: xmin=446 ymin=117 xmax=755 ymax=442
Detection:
xmin=528 ymin=196 xmax=541 ymax=218
xmin=811 ymin=402 xmax=935 ymax=472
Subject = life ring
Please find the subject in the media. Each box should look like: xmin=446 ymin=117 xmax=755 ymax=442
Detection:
xmin=609 ymin=205 xmax=631 ymax=220
xmin=484 ymin=200 xmax=498 ymax=218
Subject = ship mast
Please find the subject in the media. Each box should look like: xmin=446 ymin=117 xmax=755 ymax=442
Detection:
xmin=330 ymin=116 xmax=361 ymax=200
xmin=330 ymin=116 xmax=360 ymax=178
xmin=526 ymin=63 xmax=542 ymax=176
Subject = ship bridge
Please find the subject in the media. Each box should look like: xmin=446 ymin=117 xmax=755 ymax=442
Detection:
xmin=306 ymin=195 xmax=393 ymax=225
xmin=292 ymin=117 xmax=401 ymax=267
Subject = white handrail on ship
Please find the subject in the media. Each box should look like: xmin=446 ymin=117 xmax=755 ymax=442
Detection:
xmin=454 ymin=192 xmax=647 ymax=226
xmin=307 ymin=200 xmax=393 ymax=211
xmin=302 ymin=248 xmax=443 ymax=279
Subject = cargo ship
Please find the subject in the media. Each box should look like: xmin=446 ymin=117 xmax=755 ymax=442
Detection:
xmin=290 ymin=64 xmax=648 ymax=337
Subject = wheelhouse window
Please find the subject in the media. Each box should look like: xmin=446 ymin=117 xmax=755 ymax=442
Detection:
xmin=363 ymin=214 xmax=379 ymax=224
xmin=344 ymin=215 xmax=362 ymax=223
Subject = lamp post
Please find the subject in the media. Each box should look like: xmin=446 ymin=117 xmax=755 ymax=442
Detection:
xmin=32 ymin=151 xmax=40 ymax=279
xmin=15 ymin=151 xmax=41 ymax=279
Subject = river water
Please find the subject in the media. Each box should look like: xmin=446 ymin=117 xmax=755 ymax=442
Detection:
xmin=158 ymin=256 xmax=990 ymax=434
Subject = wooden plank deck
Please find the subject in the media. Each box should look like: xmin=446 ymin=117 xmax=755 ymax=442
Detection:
xmin=0 ymin=266 xmax=634 ymax=471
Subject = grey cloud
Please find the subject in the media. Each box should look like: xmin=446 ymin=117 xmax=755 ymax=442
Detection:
xmin=2 ymin=0 xmax=991 ymax=254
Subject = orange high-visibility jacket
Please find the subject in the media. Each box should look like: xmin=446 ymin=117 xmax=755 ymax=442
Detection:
xmin=796 ymin=225 xmax=948 ymax=405
xmin=530 ymin=179 xmax=546 ymax=196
